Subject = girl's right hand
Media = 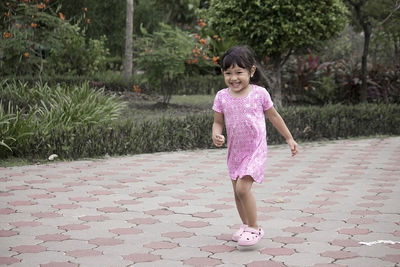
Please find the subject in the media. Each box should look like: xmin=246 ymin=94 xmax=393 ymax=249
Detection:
xmin=213 ymin=134 xmax=225 ymax=147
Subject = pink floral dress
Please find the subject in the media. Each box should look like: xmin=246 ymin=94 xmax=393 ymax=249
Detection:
xmin=212 ymin=85 xmax=273 ymax=183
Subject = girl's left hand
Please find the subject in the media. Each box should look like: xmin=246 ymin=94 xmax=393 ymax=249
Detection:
xmin=286 ymin=139 xmax=298 ymax=156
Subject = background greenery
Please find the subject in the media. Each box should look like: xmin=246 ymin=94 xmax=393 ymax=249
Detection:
xmin=1 ymin=0 xmax=399 ymax=164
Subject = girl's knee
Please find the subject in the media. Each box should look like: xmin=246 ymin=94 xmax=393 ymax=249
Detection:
xmin=234 ymin=176 xmax=254 ymax=199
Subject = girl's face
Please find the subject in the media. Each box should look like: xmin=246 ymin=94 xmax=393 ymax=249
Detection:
xmin=222 ymin=64 xmax=255 ymax=96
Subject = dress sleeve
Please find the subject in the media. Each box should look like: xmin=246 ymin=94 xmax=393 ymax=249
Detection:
xmin=261 ymin=88 xmax=274 ymax=111
xmin=212 ymin=91 xmax=223 ymax=114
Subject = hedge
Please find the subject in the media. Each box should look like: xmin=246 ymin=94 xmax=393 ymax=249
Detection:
xmin=3 ymin=103 xmax=400 ymax=160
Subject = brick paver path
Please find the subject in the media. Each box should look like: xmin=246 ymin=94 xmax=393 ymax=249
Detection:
xmin=1 ymin=137 xmax=399 ymax=266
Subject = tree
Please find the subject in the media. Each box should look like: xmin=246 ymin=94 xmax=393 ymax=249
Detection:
xmin=133 ymin=24 xmax=195 ymax=104
xmin=345 ymin=0 xmax=400 ymax=102
xmin=204 ymin=0 xmax=348 ymax=105
xmin=123 ymin=0 xmax=134 ymax=82
xmin=0 ymin=0 xmax=108 ymax=77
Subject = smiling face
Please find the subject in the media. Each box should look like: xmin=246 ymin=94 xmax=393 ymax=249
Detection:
xmin=223 ymin=64 xmax=256 ymax=97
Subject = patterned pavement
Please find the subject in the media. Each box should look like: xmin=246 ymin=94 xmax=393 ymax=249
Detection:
xmin=0 ymin=136 xmax=399 ymax=267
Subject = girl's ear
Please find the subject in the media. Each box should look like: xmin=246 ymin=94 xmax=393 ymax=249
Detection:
xmin=250 ymin=65 xmax=256 ymax=77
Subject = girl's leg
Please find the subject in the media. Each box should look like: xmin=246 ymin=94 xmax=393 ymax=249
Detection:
xmin=234 ymin=175 xmax=258 ymax=229
xmin=231 ymin=179 xmax=248 ymax=225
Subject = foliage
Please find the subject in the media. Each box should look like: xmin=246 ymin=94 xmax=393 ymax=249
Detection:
xmin=155 ymin=0 xmax=200 ymax=25
xmin=0 ymin=0 xmax=109 ymax=77
xmin=1 ymin=0 xmax=64 ymax=76
xmin=173 ymin=75 xmax=225 ymax=95
xmin=47 ymin=26 xmax=109 ymax=76
xmin=284 ymin=55 xmax=400 ymax=105
xmin=134 ymin=23 xmax=200 ymax=103
xmin=0 ymin=102 xmax=36 ymax=157
xmin=54 ymin=0 xmax=125 ymax=56
xmin=204 ymin=0 xmax=348 ymax=60
xmin=203 ymin=0 xmax=348 ymax=105
xmin=2 ymin=102 xmax=400 ymax=161
xmin=0 ymin=80 xmax=126 ymax=157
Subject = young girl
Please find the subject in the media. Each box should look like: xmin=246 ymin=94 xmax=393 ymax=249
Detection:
xmin=212 ymin=46 xmax=298 ymax=246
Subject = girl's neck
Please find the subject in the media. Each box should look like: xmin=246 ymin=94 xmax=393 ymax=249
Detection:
xmin=229 ymin=84 xmax=253 ymax=98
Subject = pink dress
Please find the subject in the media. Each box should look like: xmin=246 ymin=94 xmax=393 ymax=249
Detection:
xmin=212 ymin=85 xmax=273 ymax=183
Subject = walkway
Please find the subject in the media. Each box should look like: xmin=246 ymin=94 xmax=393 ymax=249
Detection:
xmin=1 ymin=137 xmax=399 ymax=266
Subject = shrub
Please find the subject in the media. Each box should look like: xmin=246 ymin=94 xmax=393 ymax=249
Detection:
xmin=2 ymin=103 xmax=399 ymax=161
xmin=173 ymin=75 xmax=226 ymax=95
xmin=0 ymin=80 xmax=126 ymax=158
xmin=0 ymin=0 xmax=109 ymax=77
xmin=0 ymin=102 xmax=36 ymax=157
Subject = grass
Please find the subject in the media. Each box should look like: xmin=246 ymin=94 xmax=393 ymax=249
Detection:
xmin=120 ymin=93 xmax=214 ymax=121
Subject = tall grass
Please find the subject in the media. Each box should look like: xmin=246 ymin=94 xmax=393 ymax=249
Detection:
xmin=0 ymin=80 xmax=126 ymax=157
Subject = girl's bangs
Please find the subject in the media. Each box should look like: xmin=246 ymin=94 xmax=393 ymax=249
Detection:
xmin=221 ymin=54 xmax=246 ymax=71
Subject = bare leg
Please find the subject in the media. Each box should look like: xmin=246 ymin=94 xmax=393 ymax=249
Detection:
xmin=231 ymin=179 xmax=247 ymax=225
xmin=234 ymin=176 xmax=258 ymax=229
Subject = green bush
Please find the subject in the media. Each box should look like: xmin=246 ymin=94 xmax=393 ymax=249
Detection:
xmin=2 ymin=103 xmax=399 ymax=161
xmin=0 ymin=80 xmax=126 ymax=158
xmin=267 ymin=104 xmax=400 ymax=144
xmin=1 ymin=1 xmax=109 ymax=77
xmin=173 ymin=75 xmax=226 ymax=95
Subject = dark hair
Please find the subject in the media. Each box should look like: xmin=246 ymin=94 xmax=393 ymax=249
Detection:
xmin=221 ymin=45 xmax=262 ymax=83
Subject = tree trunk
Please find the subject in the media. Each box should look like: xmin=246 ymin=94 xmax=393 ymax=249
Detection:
xmin=265 ymin=54 xmax=283 ymax=106
xmin=350 ymin=0 xmax=370 ymax=103
xmin=123 ymin=0 xmax=134 ymax=82
xmin=360 ymin=22 xmax=371 ymax=102
xmin=394 ymin=35 xmax=399 ymax=64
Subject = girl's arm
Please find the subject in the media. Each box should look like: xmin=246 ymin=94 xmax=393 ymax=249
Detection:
xmin=265 ymin=107 xmax=298 ymax=156
xmin=212 ymin=112 xmax=225 ymax=147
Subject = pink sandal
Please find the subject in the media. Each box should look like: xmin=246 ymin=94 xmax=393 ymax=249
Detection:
xmin=238 ymin=227 xmax=264 ymax=246
xmin=232 ymin=224 xmax=247 ymax=242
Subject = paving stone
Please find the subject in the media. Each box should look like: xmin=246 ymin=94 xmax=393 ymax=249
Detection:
xmin=152 ymin=246 xmax=209 ymax=261
xmin=335 ymin=257 xmax=395 ymax=267
xmin=277 ymin=252 xmax=333 ymax=267
xmin=1 ymin=137 xmax=399 ymax=266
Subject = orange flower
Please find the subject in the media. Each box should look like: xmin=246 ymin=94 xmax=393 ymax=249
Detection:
xmin=3 ymin=32 xmax=11 ymax=39
xmin=59 ymin=12 xmax=65 ymax=21
xmin=37 ymin=3 xmax=46 ymax=9
xmin=45 ymin=0 xmax=49 ymax=3
xmin=133 ymin=85 xmax=142 ymax=93
xmin=192 ymin=58 xmax=197 ymax=64
xmin=86 ymin=18 xmax=91 ymax=24
xmin=199 ymin=38 xmax=206 ymax=45
xmin=212 ymin=56 xmax=219 ymax=65
xmin=197 ymin=19 xmax=206 ymax=27
xmin=30 ymin=22 xmax=37 ymax=28
xmin=203 ymin=54 xmax=208 ymax=60
xmin=24 ymin=52 xmax=29 ymax=58
xmin=83 ymin=7 xmax=88 ymax=12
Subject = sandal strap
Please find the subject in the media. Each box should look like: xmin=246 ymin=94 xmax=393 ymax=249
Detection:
xmin=245 ymin=227 xmax=260 ymax=234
